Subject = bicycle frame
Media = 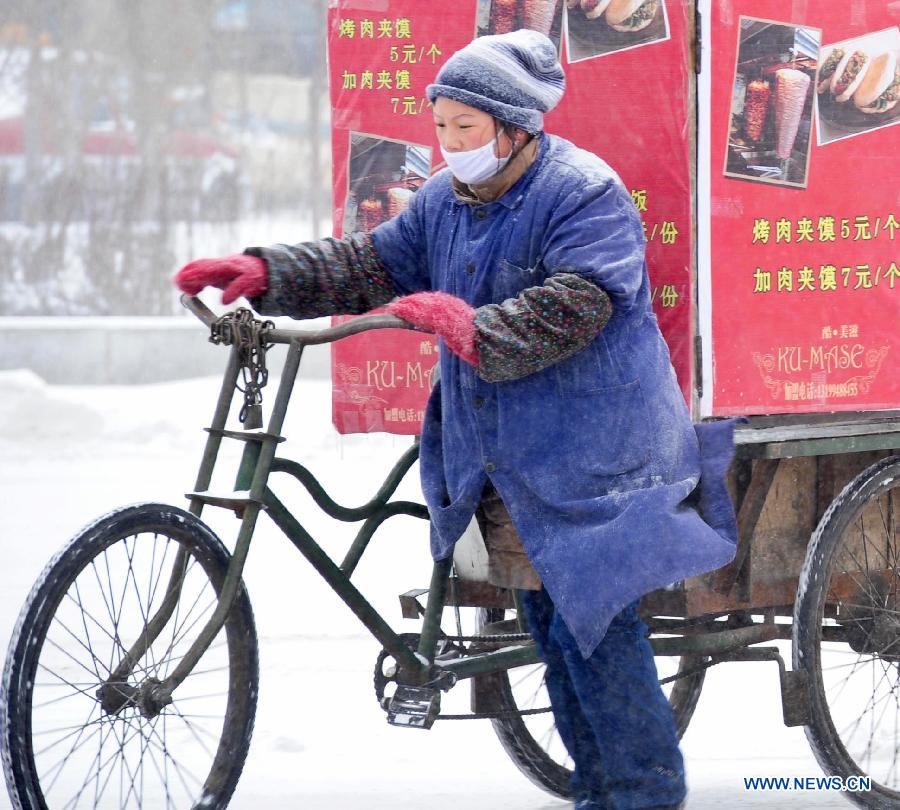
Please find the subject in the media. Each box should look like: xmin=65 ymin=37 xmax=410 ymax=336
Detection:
xmin=109 ymin=298 xmax=541 ymax=709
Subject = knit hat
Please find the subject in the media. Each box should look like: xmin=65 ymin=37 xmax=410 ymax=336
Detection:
xmin=426 ymin=30 xmax=565 ymax=135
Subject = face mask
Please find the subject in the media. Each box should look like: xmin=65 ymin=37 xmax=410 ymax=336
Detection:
xmin=440 ymin=134 xmax=511 ymax=185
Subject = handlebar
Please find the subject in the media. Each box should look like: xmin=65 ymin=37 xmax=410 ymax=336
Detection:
xmin=180 ymin=294 xmax=419 ymax=346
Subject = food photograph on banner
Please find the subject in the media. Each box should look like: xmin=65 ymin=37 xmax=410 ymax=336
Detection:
xmin=565 ymin=0 xmax=670 ymax=62
xmin=723 ymin=17 xmax=821 ymax=188
xmin=704 ymin=0 xmax=900 ymax=417
xmin=475 ymin=0 xmax=563 ymax=50
xmin=816 ymin=26 xmax=900 ymax=146
xmin=342 ymin=134 xmax=430 ymax=234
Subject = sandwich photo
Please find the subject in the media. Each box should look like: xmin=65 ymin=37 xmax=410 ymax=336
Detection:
xmin=564 ymin=0 xmax=668 ymax=62
xmin=579 ymin=0 xmax=612 ymax=20
xmin=830 ymin=49 xmax=871 ymax=102
xmin=816 ymin=47 xmax=844 ymax=93
xmin=852 ymin=51 xmax=900 ymax=114
xmin=605 ymin=0 xmax=660 ymax=33
xmin=816 ymin=27 xmax=900 ymax=145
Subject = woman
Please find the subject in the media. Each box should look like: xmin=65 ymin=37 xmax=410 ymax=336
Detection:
xmin=176 ymin=29 xmax=738 ymax=810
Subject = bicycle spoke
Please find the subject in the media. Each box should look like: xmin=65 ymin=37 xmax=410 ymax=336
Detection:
xmin=155 ymin=571 xmax=211 ymax=676
xmin=65 ymin=716 xmax=134 ymax=810
xmin=48 ymin=613 xmax=111 ymax=681
xmin=128 ymin=641 xmax=227 ymax=685
xmin=859 ymin=508 xmax=896 ymax=583
xmin=119 ymin=713 xmax=154 ymax=809
xmin=837 ymin=661 xmax=896 ymax=745
xmin=172 ymin=690 xmax=230 ymax=703
xmin=72 ymin=578 xmax=106 ymax=682
xmin=126 ymin=535 xmax=160 ymax=677
xmin=165 ymin=703 xmax=220 ymax=758
xmin=36 ymin=661 xmax=103 ymax=702
xmin=62 ymin=717 xmax=116 ymax=810
xmin=98 ymin=551 xmax=130 ymax=676
xmin=155 ymin=556 xmax=197 ymax=678
xmin=509 ymin=663 xmax=542 ymax=692
xmin=65 ymin=587 xmax=131 ymax=662
xmin=158 ymin=595 xmax=217 ymax=678
xmin=858 ymin=667 xmax=900 ymax=764
xmin=42 ymin=635 xmax=107 ymax=685
xmin=35 ymin=715 xmax=104 ymax=765
xmin=822 ymin=654 xmax=878 ymax=673
xmin=140 ymin=713 xmax=206 ymax=799
xmin=141 ymin=725 xmax=177 ymax=810
xmin=39 ymin=698 xmax=103 ymax=794
xmin=834 ymin=544 xmax=886 ymax=608
xmin=109 ymin=713 xmax=143 ymax=810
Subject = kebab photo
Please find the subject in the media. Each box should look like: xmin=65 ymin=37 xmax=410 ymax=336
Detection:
xmin=743 ymin=79 xmax=771 ymax=142
xmin=486 ymin=0 xmax=562 ymax=38
xmin=724 ymin=18 xmax=820 ymax=188
xmin=774 ymin=68 xmax=811 ymax=160
xmin=345 ymin=136 xmax=429 ymax=234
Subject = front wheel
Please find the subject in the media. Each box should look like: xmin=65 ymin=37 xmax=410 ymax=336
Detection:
xmin=1 ymin=504 xmax=258 ymax=810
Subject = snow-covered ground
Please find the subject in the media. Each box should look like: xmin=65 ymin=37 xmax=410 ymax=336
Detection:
xmin=0 ymin=367 xmax=858 ymax=808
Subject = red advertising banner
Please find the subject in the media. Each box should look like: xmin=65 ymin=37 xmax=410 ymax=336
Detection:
xmin=706 ymin=0 xmax=900 ymax=416
xmin=328 ymin=0 xmax=696 ymax=433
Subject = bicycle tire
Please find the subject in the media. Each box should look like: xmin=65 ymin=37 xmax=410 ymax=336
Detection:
xmin=1 ymin=503 xmax=258 ymax=810
xmin=793 ymin=454 xmax=900 ymax=809
xmin=478 ymin=608 xmax=704 ymax=799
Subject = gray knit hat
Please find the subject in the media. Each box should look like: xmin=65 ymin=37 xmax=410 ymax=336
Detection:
xmin=426 ymin=30 xmax=565 ymax=135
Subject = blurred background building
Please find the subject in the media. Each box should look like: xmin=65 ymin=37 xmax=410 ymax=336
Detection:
xmin=0 ymin=0 xmax=330 ymax=317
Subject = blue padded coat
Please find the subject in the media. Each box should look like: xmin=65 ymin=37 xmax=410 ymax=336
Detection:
xmin=371 ymin=133 xmax=738 ymax=658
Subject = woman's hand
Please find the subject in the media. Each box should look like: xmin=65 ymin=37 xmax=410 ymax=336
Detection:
xmin=386 ymin=291 xmax=479 ymax=366
xmin=174 ymin=254 xmax=268 ymax=305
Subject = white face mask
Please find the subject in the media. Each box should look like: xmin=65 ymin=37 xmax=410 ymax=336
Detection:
xmin=440 ymin=134 xmax=510 ymax=185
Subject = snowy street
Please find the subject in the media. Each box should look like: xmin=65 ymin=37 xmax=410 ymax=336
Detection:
xmin=0 ymin=368 xmax=854 ymax=809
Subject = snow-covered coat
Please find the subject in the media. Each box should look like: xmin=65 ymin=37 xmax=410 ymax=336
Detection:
xmin=371 ymin=133 xmax=739 ymax=657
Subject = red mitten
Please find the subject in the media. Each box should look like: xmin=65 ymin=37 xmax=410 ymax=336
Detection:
xmin=386 ymin=291 xmax=479 ymax=366
xmin=174 ymin=254 xmax=268 ymax=305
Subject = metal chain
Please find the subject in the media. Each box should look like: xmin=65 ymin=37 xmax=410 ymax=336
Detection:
xmin=442 ymin=632 xmax=533 ymax=643
xmin=428 ymin=630 xmax=550 ymax=720
xmin=437 ymin=706 xmax=552 ymax=720
xmin=657 ymin=657 xmax=719 ymax=686
xmin=209 ymin=308 xmax=275 ymax=427
xmin=435 ymin=629 xmax=546 ymax=719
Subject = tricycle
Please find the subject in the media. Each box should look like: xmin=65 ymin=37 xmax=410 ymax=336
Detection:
xmin=2 ymin=298 xmax=899 ymax=809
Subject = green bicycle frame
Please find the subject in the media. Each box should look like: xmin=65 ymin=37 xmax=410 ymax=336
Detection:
xmin=113 ymin=299 xmax=541 ymax=708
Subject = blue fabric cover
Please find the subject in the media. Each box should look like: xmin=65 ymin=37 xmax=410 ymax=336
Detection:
xmin=371 ymin=133 xmax=739 ymax=658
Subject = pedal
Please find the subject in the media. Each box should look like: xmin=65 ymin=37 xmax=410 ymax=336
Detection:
xmin=385 ymin=685 xmax=441 ymax=729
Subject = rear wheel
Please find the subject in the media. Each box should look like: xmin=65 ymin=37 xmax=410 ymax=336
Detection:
xmin=794 ymin=455 xmax=900 ymax=808
xmin=477 ymin=606 xmax=705 ymax=799
xmin=1 ymin=503 xmax=258 ymax=810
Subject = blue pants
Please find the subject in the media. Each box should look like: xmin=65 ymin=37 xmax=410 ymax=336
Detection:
xmin=518 ymin=587 xmax=686 ymax=810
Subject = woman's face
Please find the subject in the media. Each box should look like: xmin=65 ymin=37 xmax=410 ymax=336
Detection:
xmin=433 ymin=96 xmax=516 ymax=157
